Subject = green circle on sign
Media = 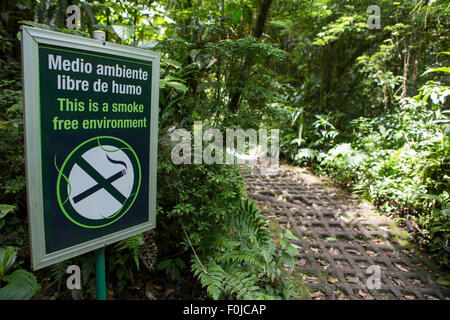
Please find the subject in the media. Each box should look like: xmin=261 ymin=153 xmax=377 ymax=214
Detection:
xmin=56 ymin=136 xmax=141 ymax=229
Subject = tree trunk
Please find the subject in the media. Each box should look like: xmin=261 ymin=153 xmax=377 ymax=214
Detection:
xmin=401 ymin=48 xmax=410 ymax=100
xmin=228 ymin=0 xmax=273 ymax=113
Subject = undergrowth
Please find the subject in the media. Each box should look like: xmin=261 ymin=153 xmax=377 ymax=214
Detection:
xmin=286 ymin=82 xmax=449 ymax=269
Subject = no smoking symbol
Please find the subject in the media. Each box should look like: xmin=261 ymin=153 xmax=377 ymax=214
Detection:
xmin=56 ymin=136 xmax=141 ymax=228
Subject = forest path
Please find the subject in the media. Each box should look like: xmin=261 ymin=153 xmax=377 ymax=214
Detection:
xmin=242 ymin=164 xmax=449 ymax=300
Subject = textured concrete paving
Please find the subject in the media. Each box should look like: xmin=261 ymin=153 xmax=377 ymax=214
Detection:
xmin=243 ymin=165 xmax=449 ymax=300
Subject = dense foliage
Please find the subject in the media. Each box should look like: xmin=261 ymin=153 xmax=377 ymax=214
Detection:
xmin=0 ymin=0 xmax=448 ymax=300
xmin=272 ymin=1 xmax=449 ymax=268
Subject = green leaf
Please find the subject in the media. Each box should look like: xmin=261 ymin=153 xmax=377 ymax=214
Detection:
xmin=422 ymin=67 xmax=450 ymax=76
xmin=161 ymin=80 xmax=188 ymax=93
xmin=0 ymin=204 xmax=16 ymax=219
xmin=111 ymin=24 xmax=135 ymax=41
xmin=285 ymin=243 xmax=300 ymax=257
xmin=436 ymin=276 xmax=450 ymax=286
xmin=156 ymin=259 xmax=173 ymax=270
xmin=19 ymin=20 xmax=51 ymax=30
xmin=92 ymin=24 xmax=115 ymax=33
xmin=284 ymin=230 xmax=299 ymax=241
xmin=162 ymin=59 xmax=182 ymax=69
xmin=232 ymin=9 xmax=242 ymax=25
xmin=135 ymin=40 xmax=158 ymax=49
xmin=174 ymin=258 xmax=185 ymax=268
xmin=0 ymin=247 xmax=17 ymax=276
xmin=81 ymin=3 xmax=97 ymax=25
xmin=419 ymin=193 xmax=443 ymax=203
xmin=7 ymin=103 xmax=22 ymax=114
xmin=0 ymin=269 xmax=40 ymax=300
xmin=281 ymin=251 xmax=295 ymax=270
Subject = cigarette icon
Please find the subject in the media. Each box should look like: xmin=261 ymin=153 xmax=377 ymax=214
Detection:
xmin=73 ymin=169 xmax=126 ymax=204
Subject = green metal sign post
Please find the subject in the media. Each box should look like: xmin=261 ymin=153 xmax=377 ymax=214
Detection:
xmin=21 ymin=26 xmax=159 ymax=274
xmin=95 ymin=248 xmax=106 ymax=300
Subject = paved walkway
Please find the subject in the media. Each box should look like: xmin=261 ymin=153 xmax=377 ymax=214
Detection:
xmin=243 ymin=165 xmax=449 ymax=300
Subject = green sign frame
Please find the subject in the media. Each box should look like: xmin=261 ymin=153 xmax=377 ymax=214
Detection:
xmin=21 ymin=26 xmax=159 ymax=270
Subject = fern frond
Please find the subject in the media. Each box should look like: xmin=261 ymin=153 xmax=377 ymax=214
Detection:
xmin=50 ymin=260 xmax=72 ymax=291
xmin=115 ymin=234 xmax=145 ymax=269
xmin=231 ymin=199 xmax=271 ymax=244
xmin=216 ymin=248 xmax=259 ymax=265
xmin=191 ymin=257 xmax=224 ymax=300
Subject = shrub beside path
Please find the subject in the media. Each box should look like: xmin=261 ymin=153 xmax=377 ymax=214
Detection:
xmin=243 ymin=164 xmax=449 ymax=300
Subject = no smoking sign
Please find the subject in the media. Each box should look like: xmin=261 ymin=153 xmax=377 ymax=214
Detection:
xmin=22 ymin=27 xmax=159 ymax=269
xmin=56 ymin=136 xmax=141 ymax=228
